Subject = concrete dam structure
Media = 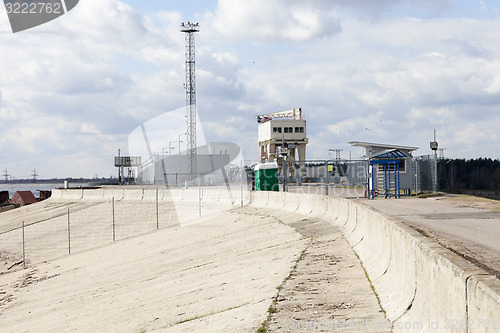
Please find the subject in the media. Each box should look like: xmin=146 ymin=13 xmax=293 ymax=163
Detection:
xmin=1 ymin=187 xmax=499 ymax=332
xmin=251 ymin=191 xmax=500 ymax=332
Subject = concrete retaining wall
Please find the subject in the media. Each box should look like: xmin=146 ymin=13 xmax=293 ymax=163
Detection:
xmin=45 ymin=187 xmax=500 ymax=331
xmin=250 ymin=191 xmax=500 ymax=332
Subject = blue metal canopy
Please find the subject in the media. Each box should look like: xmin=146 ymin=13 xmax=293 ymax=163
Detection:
xmin=368 ymin=149 xmax=407 ymax=199
xmin=368 ymin=149 xmax=408 ymax=161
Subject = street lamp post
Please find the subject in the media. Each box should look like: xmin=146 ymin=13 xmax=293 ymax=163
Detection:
xmin=168 ymin=142 xmax=176 ymax=184
xmin=178 ymin=133 xmax=187 ymax=186
xmin=170 ymin=140 xmax=184 ymax=185
xmin=163 ymin=146 xmax=174 ymax=184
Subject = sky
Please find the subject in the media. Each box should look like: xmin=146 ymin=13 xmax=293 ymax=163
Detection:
xmin=1 ymin=0 xmax=500 ymax=178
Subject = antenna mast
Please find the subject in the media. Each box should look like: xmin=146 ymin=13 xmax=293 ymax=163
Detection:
xmin=181 ymin=22 xmax=200 ymax=180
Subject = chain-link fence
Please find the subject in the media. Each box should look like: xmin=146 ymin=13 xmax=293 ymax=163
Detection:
xmin=245 ymin=155 xmax=437 ymax=197
xmin=0 ymin=184 xmax=250 ymax=272
xmin=0 ymin=156 xmax=436 ymax=271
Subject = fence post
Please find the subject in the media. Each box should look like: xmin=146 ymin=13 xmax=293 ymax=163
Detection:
xmin=112 ymin=197 xmax=115 ymax=242
xmin=198 ymin=176 xmax=202 ymax=217
xmin=325 ymin=160 xmax=329 ymax=196
xmin=283 ymin=156 xmax=288 ymax=192
xmin=415 ymin=158 xmax=418 ymax=195
xmin=156 ymin=187 xmax=159 ymax=229
xmin=22 ymin=221 xmax=26 ymax=269
xmin=67 ymin=209 xmax=71 ymax=254
xmin=240 ymin=160 xmax=243 ymax=207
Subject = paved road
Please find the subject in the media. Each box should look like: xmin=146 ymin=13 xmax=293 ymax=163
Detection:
xmin=363 ymin=196 xmax=500 ymax=277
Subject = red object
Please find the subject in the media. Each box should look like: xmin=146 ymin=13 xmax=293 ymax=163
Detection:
xmin=11 ymin=191 xmax=37 ymax=206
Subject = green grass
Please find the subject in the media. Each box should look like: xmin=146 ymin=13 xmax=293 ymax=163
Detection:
xmin=354 ymin=252 xmax=386 ymax=315
xmin=256 ymin=320 xmax=268 ymax=333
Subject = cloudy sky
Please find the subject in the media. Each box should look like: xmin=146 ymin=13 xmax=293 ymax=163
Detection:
xmin=1 ymin=0 xmax=500 ymax=178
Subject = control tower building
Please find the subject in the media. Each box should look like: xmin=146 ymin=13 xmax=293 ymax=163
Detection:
xmin=257 ymin=107 xmax=308 ymax=176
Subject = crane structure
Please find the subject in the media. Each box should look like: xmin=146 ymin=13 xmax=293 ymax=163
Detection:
xmin=257 ymin=108 xmax=308 ymax=178
xmin=257 ymin=107 xmax=302 ymax=123
xmin=181 ymin=22 xmax=200 ymax=180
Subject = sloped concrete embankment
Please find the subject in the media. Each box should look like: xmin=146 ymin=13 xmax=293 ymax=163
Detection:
xmin=250 ymin=191 xmax=500 ymax=332
xmin=0 ymin=186 xmax=249 ymax=266
xmin=51 ymin=185 xmax=249 ymax=228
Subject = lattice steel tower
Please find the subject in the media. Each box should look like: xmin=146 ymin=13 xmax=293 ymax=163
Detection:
xmin=181 ymin=22 xmax=200 ymax=180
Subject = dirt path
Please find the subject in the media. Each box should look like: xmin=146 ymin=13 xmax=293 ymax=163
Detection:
xmin=241 ymin=207 xmax=390 ymax=333
xmin=441 ymin=194 xmax=500 ymax=212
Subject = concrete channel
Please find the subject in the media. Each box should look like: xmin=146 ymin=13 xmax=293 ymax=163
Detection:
xmin=0 ymin=187 xmax=499 ymax=332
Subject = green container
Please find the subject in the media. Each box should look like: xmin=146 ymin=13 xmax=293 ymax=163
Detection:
xmin=255 ymin=163 xmax=279 ymax=191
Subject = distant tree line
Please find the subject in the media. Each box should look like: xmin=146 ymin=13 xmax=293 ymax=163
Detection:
xmin=438 ymin=158 xmax=500 ymax=194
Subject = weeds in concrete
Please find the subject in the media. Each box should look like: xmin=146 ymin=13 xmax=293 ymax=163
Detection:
xmin=354 ymin=251 xmax=386 ymax=316
xmin=256 ymin=320 xmax=268 ymax=333
xmin=256 ymin=248 xmax=308 ymax=333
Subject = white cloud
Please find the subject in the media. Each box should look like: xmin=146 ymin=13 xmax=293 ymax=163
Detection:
xmin=202 ymin=0 xmax=342 ymax=42
xmin=2 ymin=0 xmax=500 ymax=178
xmin=0 ymin=0 xmax=188 ymax=177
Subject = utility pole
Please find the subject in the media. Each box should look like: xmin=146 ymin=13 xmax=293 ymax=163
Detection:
xmin=178 ymin=133 xmax=185 ymax=186
xmin=181 ymin=22 xmax=200 ymax=181
xmin=168 ymin=141 xmax=180 ymax=185
xmin=329 ymin=149 xmax=343 ymax=185
xmin=430 ymin=129 xmax=439 ymax=193
xmin=438 ymin=148 xmax=446 ymax=160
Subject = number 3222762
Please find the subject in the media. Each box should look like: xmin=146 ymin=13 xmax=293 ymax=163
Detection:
xmin=6 ymin=2 xmax=62 ymax=14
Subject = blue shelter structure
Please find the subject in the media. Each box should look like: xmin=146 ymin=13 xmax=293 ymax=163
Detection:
xmin=350 ymin=141 xmax=419 ymax=198
xmin=368 ymin=149 xmax=408 ymax=199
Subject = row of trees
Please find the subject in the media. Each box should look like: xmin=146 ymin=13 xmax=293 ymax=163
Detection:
xmin=438 ymin=158 xmax=500 ymax=193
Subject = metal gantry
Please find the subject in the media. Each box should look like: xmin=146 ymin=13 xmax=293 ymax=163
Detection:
xmin=181 ymin=22 xmax=200 ymax=180
xmin=329 ymin=148 xmax=343 ymax=161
